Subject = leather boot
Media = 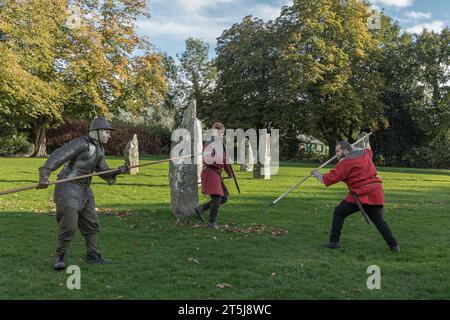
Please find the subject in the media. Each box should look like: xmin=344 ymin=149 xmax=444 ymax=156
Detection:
xmin=54 ymin=248 xmax=66 ymax=271
xmin=86 ymin=251 xmax=112 ymax=264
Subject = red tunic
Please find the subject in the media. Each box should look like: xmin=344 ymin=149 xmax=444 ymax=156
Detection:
xmin=200 ymin=142 xmax=233 ymax=196
xmin=322 ymin=149 xmax=384 ymax=205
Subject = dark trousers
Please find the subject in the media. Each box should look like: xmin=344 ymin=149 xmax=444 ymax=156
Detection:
xmin=200 ymin=184 xmax=228 ymax=223
xmin=330 ymin=200 xmax=398 ymax=247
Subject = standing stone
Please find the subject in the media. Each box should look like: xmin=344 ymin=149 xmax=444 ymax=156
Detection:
xmin=124 ymin=134 xmax=139 ymax=175
xmin=253 ymin=132 xmax=271 ymax=179
xmin=240 ymin=137 xmax=254 ymax=172
xmin=169 ymin=100 xmax=203 ymax=218
xmin=262 ymin=133 xmax=271 ymax=180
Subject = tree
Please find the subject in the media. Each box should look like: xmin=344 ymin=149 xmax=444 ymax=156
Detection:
xmin=371 ymin=20 xmax=449 ymax=166
xmin=211 ymin=16 xmax=285 ymax=177
xmin=276 ymin=0 xmax=386 ymax=157
xmin=177 ymin=37 xmax=216 ymax=118
xmin=370 ymin=16 xmax=427 ymax=164
xmin=0 ymin=0 xmax=167 ymax=156
xmin=212 ymin=16 xmax=281 ymax=129
xmin=0 ymin=0 xmax=67 ymax=156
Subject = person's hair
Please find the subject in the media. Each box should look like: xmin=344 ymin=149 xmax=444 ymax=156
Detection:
xmin=336 ymin=141 xmax=352 ymax=152
xmin=212 ymin=122 xmax=225 ymax=130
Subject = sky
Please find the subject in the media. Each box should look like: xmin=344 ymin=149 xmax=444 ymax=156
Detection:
xmin=136 ymin=0 xmax=450 ymax=58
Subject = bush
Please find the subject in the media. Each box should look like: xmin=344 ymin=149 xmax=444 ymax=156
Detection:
xmin=403 ymin=132 xmax=450 ymax=169
xmin=0 ymin=133 xmax=34 ymax=157
xmin=298 ymin=149 xmax=328 ymax=163
xmin=47 ymin=119 xmax=171 ymax=156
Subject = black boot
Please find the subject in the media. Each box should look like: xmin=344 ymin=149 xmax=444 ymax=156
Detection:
xmin=54 ymin=248 xmax=66 ymax=271
xmin=321 ymin=242 xmax=341 ymax=249
xmin=390 ymin=245 xmax=400 ymax=253
xmin=195 ymin=205 xmax=206 ymax=223
xmin=86 ymin=251 xmax=112 ymax=264
xmin=208 ymin=222 xmax=220 ymax=230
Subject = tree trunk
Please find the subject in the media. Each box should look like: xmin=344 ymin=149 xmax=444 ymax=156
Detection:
xmin=328 ymin=140 xmax=336 ymax=159
xmin=33 ymin=119 xmax=48 ymax=158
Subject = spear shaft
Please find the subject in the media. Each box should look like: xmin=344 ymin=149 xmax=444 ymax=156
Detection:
xmin=0 ymin=153 xmax=199 ymax=196
xmin=267 ymin=132 xmax=373 ymax=209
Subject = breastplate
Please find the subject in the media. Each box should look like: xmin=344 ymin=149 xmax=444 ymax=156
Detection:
xmin=57 ymin=138 xmax=102 ymax=186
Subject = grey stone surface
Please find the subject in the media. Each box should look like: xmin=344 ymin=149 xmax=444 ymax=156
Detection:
xmin=169 ymin=100 xmax=203 ymax=218
xmin=125 ymin=134 xmax=139 ymax=175
xmin=240 ymin=137 xmax=254 ymax=172
xmin=262 ymin=133 xmax=271 ymax=180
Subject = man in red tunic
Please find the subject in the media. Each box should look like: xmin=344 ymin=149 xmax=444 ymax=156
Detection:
xmin=311 ymin=138 xmax=400 ymax=252
xmin=195 ymin=122 xmax=234 ymax=229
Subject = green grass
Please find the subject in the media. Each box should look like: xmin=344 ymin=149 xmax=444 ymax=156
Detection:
xmin=0 ymin=156 xmax=449 ymax=300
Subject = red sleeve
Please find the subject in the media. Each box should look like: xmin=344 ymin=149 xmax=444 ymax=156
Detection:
xmin=365 ymin=149 xmax=373 ymax=158
xmin=322 ymin=163 xmax=346 ymax=187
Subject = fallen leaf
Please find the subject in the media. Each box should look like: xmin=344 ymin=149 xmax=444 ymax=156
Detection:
xmin=188 ymin=258 xmax=200 ymax=264
xmin=216 ymin=283 xmax=232 ymax=289
xmin=271 ymin=228 xmax=282 ymax=236
xmin=271 ymin=273 xmax=277 ymax=277
xmin=351 ymin=288 xmax=362 ymax=293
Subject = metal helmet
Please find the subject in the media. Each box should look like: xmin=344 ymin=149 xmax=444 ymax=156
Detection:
xmin=88 ymin=117 xmax=114 ymax=131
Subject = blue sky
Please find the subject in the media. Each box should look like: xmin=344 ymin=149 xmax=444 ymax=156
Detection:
xmin=136 ymin=0 xmax=450 ymax=58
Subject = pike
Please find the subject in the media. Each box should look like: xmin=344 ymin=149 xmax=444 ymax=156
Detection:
xmin=223 ymin=145 xmax=241 ymax=194
xmin=0 ymin=153 xmax=200 ymax=196
xmin=263 ymin=132 xmax=373 ymax=215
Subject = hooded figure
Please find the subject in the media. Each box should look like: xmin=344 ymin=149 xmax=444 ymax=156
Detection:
xmin=38 ymin=117 xmax=130 ymax=270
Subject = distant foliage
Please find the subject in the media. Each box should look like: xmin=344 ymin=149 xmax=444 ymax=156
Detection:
xmin=0 ymin=133 xmax=34 ymax=157
xmin=47 ymin=119 xmax=170 ymax=156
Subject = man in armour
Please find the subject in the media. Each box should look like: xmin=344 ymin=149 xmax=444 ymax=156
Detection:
xmin=37 ymin=117 xmax=130 ymax=270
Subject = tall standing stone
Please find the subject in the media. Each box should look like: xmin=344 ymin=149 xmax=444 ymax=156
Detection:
xmin=169 ymin=100 xmax=203 ymax=218
xmin=262 ymin=133 xmax=271 ymax=180
xmin=124 ymin=134 xmax=139 ymax=175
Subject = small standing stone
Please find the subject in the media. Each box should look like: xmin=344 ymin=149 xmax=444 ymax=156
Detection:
xmin=125 ymin=134 xmax=139 ymax=175
xmin=240 ymin=137 xmax=254 ymax=172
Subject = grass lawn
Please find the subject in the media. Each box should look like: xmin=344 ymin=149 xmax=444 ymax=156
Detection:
xmin=0 ymin=156 xmax=449 ymax=300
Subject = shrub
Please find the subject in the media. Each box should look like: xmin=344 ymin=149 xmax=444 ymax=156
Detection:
xmin=47 ymin=119 xmax=171 ymax=156
xmin=0 ymin=133 xmax=34 ymax=157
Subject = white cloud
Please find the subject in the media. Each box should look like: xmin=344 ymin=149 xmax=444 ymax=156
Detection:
xmin=137 ymin=19 xmax=224 ymax=41
xmin=406 ymin=20 xmax=446 ymax=34
xmin=167 ymin=0 xmax=237 ymax=14
xmin=248 ymin=4 xmax=283 ymax=21
xmin=405 ymin=11 xmax=432 ymax=20
xmin=371 ymin=0 xmax=413 ymax=8
xmin=141 ymin=0 xmax=293 ymax=52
